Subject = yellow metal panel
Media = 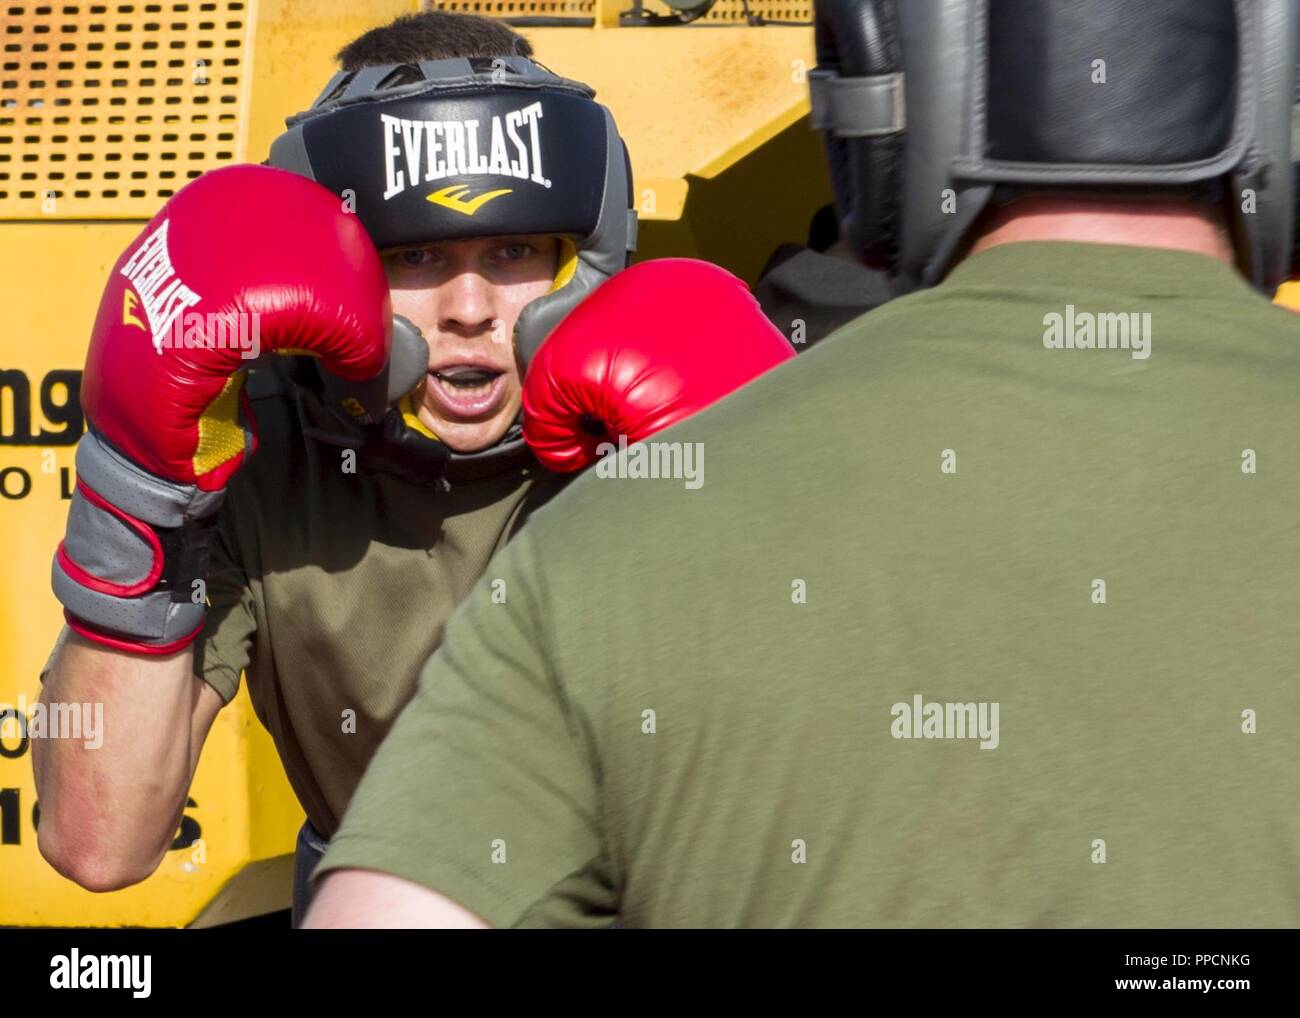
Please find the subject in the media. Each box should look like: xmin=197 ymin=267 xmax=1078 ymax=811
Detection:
xmin=525 ymin=24 xmax=814 ymax=219
xmin=635 ymin=115 xmax=831 ymax=284
xmin=1274 ymin=280 xmax=1300 ymax=311
xmin=241 ymin=0 xmax=415 ymax=164
xmin=0 ymin=221 xmax=303 ymax=926
xmin=1 ymin=0 xmax=258 ymax=220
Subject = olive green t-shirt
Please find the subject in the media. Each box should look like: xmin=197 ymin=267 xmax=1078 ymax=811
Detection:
xmin=191 ymin=375 xmax=564 ymax=838
xmin=318 ymin=242 xmax=1300 ymax=927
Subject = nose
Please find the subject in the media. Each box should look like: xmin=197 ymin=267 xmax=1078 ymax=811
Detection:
xmin=438 ymin=269 xmax=496 ymax=337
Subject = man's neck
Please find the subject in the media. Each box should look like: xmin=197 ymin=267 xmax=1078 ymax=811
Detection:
xmin=969 ymin=197 xmax=1236 ymax=265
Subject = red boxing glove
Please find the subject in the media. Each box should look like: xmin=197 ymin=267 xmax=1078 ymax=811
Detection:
xmin=82 ymin=163 xmax=392 ymax=490
xmin=522 ymin=258 xmax=795 ymax=472
xmin=53 ymin=164 xmax=394 ymax=653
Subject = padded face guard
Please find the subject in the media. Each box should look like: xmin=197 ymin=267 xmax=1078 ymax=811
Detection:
xmin=812 ymin=0 xmax=1299 ymax=294
xmin=268 ymin=56 xmax=637 ymax=367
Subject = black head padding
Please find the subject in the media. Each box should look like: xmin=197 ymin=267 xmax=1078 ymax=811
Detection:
xmin=811 ymin=0 xmax=1300 ymax=295
xmin=811 ymin=0 xmax=905 ymax=269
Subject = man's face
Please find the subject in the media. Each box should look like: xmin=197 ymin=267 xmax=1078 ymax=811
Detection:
xmin=382 ymin=235 xmax=560 ymax=453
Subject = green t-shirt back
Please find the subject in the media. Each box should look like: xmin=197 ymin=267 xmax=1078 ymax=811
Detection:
xmin=319 ymin=242 xmax=1300 ymax=927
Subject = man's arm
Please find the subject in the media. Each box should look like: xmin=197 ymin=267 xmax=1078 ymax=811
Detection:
xmin=304 ymin=869 xmax=490 ymax=929
xmin=37 ymin=469 xmax=254 ymax=893
xmin=39 ymin=164 xmax=399 ymax=892
xmin=34 ymin=633 xmax=223 ymax=891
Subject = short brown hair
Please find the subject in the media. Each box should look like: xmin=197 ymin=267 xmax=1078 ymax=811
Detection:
xmin=336 ymin=11 xmax=533 ymax=72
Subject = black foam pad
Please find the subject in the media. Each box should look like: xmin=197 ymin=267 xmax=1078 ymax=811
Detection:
xmin=986 ymin=0 xmax=1238 ymax=166
xmin=814 ymin=0 xmax=905 ymax=267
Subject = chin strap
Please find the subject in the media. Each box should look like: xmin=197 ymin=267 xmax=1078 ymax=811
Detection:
xmin=356 ymin=407 xmax=454 ymax=489
xmin=303 ymin=393 xmax=532 ymax=489
xmin=444 ymin=421 xmax=532 ymax=483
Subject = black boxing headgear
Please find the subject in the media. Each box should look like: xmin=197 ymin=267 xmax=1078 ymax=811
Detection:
xmin=266 ymin=55 xmax=637 ymax=482
xmin=268 ymin=55 xmax=636 ymax=363
xmin=810 ymin=0 xmax=1299 ymax=294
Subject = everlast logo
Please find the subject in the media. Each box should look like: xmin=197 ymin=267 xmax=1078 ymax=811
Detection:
xmin=118 ymin=220 xmax=204 ymax=354
xmin=381 ymin=100 xmax=551 ymax=202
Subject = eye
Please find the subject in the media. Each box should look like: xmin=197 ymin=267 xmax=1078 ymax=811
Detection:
xmin=498 ymin=242 xmax=535 ymax=262
xmin=386 ymin=247 xmax=440 ymax=270
xmin=397 ymin=249 xmax=433 ymax=268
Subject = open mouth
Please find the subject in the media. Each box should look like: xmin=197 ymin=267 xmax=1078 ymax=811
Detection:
xmin=425 ymin=364 xmax=509 ymax=421
xmin=433 ymin=366 xmax=503 ymax=392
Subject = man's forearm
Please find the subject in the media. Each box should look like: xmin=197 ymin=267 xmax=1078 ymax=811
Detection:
xmin=33 ymin=631 xmax=214 ymax=891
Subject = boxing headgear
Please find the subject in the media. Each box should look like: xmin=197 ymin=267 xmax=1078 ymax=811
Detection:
xmin=810 ymin=0 xmax=1299 ymax=294
xmin=269 ymin=55 xmax=636 ymax=364
xmin=266 ymin=55 xmax=637 ymax=481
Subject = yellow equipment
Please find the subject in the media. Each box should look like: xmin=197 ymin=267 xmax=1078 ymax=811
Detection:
xmin=11 ymin=0 xmax=1284 ymax=928
xmin=0 ymin=0 xmax=826 ymax=926
xmin=1275 ymin=280 xmax=1300 ymax=312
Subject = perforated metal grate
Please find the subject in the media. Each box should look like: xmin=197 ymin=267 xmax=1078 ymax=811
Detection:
xmin=687 ymin=0 xmax=811 ymax=23
xmin=432 ymin=1 xmax=596 ymax=17
xmin=1 ymin=2 xmax=251 ymax=219
xmin=431 ymin=1 xmax=812 ymax=26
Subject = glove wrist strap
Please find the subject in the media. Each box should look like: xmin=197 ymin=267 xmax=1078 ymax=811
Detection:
xmin=51 ymin=431 xmax=225 ymax=653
